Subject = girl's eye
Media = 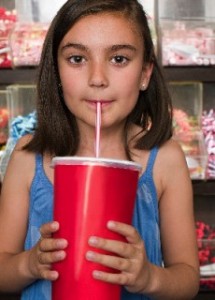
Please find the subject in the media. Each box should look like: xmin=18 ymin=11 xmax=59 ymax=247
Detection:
xmin=111 ymin=55 xmax=129 ymax=65
xmin=68 ymin=55 xmax=86 ymax=64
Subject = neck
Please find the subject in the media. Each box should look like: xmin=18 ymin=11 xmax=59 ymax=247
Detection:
xmin=77 ymin=125 xmax=128 ymax=160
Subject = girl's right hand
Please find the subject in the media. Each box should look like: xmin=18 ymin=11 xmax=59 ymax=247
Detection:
xmin=28 ymin=221 xmax=68 ymax=281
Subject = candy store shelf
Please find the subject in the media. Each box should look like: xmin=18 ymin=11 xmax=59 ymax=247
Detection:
xmin=0 ymin=68 xmax=38 ymax=85
xmin=195 ymin=291 xmax=215 ymax=299
xmin=0 ymin=293 xmax=20 ymax=300
xmin=193 ymin=180 xmax=215 ymax=196
xmin=163 ymin=66 xmax=215 ymax=82
xmin=1 ymin=66 xmax=215 ymax=86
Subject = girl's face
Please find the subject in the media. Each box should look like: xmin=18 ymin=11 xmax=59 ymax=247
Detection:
xmin=58 ymin=13 xmax=152 ymax=133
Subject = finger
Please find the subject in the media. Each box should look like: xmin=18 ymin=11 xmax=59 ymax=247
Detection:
xmin=38 ymin=250 xmax=66 ymax=265
xmin=107 ymin=221 xmax=141 ymax=244
xmin=39 ymin=268 xmax=59 ymax=281
xmin=39 ymin=238 xmax=68 ymax=252
xmin=88 ymin=236 xmax=136 ymax=258
xmin=40 ymin=221 xmax=59 ymax=239
xmin=91 ymin=270 xmax=130 ymax=286
xmin=86 ymin=250 xmax=131 ymax=271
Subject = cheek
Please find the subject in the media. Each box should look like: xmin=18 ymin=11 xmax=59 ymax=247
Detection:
xmin=60 ymin=74 xmax=80 ymax=99
xmin=120 ymin=73 xmax=141 ymax=98
xmin=58 ymin=64 xmax=79 ymax=95
xmin=119 ymin=64 xmax=143 ymax=89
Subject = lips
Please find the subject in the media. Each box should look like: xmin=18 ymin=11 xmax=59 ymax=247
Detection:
xmin=85 ymin=99 xmax=114 ymax=107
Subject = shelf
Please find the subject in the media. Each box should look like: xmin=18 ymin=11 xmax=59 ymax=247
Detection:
xmin=1 ymin=66 xmax=215 ymax=86
xmin=163 ymin=66 xmax=215 ymax=82
xmin=195 ymin=291 xmax=215 ymax=300
xmin=0 ymin=68 xmax=38 ymax=85
xmin=192 ymin=180 xmax=215 ymax=196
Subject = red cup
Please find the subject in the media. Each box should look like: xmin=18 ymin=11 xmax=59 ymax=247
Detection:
xmin=52 ymin=157 xmax=141 ymax=300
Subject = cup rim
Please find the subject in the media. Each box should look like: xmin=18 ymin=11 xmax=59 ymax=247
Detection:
xmin=51 ymin=156 xmax=142 ymax=171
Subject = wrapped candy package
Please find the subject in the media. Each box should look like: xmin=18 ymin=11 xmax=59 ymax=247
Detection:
xmin=169 ymin=81 xmax=208 ymax=179
xmin=159 ymin=0 xmax=215 ymax=66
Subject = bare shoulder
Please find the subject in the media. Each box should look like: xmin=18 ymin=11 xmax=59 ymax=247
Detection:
xmin=157 ymin=138 xmax=187 ymax=167
xmin=3 ymin=134 xmax=35 ymax=188
xmin=0 ymin=137 xmax=36 ymax=253
xmin=153 ymin=138 xmax=191 ymax=199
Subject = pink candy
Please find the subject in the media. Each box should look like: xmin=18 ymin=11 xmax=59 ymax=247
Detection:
xmin=0 ymin=7 xmax=17 ymax=68
xmin=161 ymin=21 xmax=215 ymax=66
xmin=10 ymin=22 xmax=49 ymax=67
xmin=202 ymin=109 xmax=215 ymax=178
xmin=196 ymin=221 xmax=215 ymax=291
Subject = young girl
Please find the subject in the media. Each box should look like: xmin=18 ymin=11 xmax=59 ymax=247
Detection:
xmin=0 ymin=0 xmax=199 ymax=299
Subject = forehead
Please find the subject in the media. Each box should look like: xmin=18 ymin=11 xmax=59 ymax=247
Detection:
xmin=60 ymin=13 xmax=143 ymax=48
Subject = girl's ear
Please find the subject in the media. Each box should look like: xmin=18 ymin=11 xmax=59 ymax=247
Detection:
xmin=140 ymin=63 xmax=153 ymax=91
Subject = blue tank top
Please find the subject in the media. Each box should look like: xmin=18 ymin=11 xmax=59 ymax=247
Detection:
xmin=21 ymin=148 xmax=162 ymax=300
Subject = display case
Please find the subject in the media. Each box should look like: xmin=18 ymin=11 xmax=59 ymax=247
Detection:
xmin=0 ymin=84 xmax=37 ymax=180
xmin=202 ymin=84 xmax=215 ymax=179
xmin=175 ymin=133 xmax=208 ymax=179
xmin=198 ymin=238 xmax=215 ymax=291
xmin=0 ymin=1 xmax=16 ymax=68
xmin=6 ymin=84 xmax=36 ymax=121
xmin=196 ymin=199 xmax=215 ymax=292
xmin=158 ymin=0 xmax=215 ymax=66
xmin=0 ymin=90 xmax=9 ymax=150
xmin=170 ymin=81 xmax=203 ymax=135
xmin=10 ymin=22 xmax=49 ymax=67
xmin=169 ymin=81 xmax=208 ymax=179
xmin=9 ymin=0 xmax=67 ymax=67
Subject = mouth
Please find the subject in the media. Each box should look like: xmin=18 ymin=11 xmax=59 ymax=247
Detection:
xmin=85 ymin=99 xmax=114 ymax=108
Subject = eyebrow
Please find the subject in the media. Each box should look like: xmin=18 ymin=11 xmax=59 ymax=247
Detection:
xmin=61 ymin=42 xmax=137 ymax=53
xmin=61 ymin=43 xmax=87 ymax=52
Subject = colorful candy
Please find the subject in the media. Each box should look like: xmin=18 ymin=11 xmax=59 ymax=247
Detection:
xmin=10 ymin=110 xmax=37 ymax=141
xmin=10 ymin=22 xmax=49 ymax=67
xmin=0 ymin=7 xmax=17 ymax=68
xmin=173 ymin=108 xmax=208 ymax=179
xmin=202 ymin=109 xmax=215 ymax=178
xmin=196 ymin=221 xmax=215 ymax=290
xmin=161 ymin=21 xmax=215 ymax=66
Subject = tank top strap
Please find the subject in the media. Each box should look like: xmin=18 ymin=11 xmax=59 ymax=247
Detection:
xmin=35 ymin=153 xmax=43 ymax=173
xmin=144 ymin=147 xmax=158 ymax=179
xmin=32 ymin=153 xmax=52 ymax=188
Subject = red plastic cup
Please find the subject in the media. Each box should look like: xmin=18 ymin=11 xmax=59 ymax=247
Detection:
xmin=52 ymin=157 xmax=141 ymax=300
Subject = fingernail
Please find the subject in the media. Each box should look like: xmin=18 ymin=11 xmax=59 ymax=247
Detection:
xmin=86 ymin=251 xmax=95 ymax=261
xmin=56 ymin=251 xmax=66 ymax=260
xmin=51 ymin=271 xmax=59 ymax=280
xmin=56 ymin=239 xmax=68 ymax=248
xmin=52 ymin=221 xmax=59 ymax=230
xmin=93 ymin=270 xmax=102 ymax=278
xmin=89 ymin=236 xmax=98 ymax=246
xmin=107 ymin=221 xmax=115 ymax=228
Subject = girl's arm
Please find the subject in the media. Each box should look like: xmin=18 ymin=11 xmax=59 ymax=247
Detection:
xmin=0 ymin=137 xmax=67 ymax=293
xmin=85 ymin=139 xmax=199 ymax=299
xmin=0 ymin=140 xmax=36 ymax=292
xmin=146 ymin=139 xmax=200 ymax=299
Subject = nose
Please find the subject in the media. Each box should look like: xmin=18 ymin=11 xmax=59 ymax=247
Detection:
xmin=88 ymin=61 xmax=109 ymax=88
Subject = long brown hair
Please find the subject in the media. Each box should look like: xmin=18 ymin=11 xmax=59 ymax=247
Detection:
xmin=24 ymin=0 xmax=173 ymax=157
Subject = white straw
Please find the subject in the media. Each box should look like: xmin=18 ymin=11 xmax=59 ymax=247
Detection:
xmin=95 ymin=102 xmax=101 ymax=158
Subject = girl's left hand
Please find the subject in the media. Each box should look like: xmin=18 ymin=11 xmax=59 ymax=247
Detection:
xmin=86 ymin=221 xmax=151 ymax=294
